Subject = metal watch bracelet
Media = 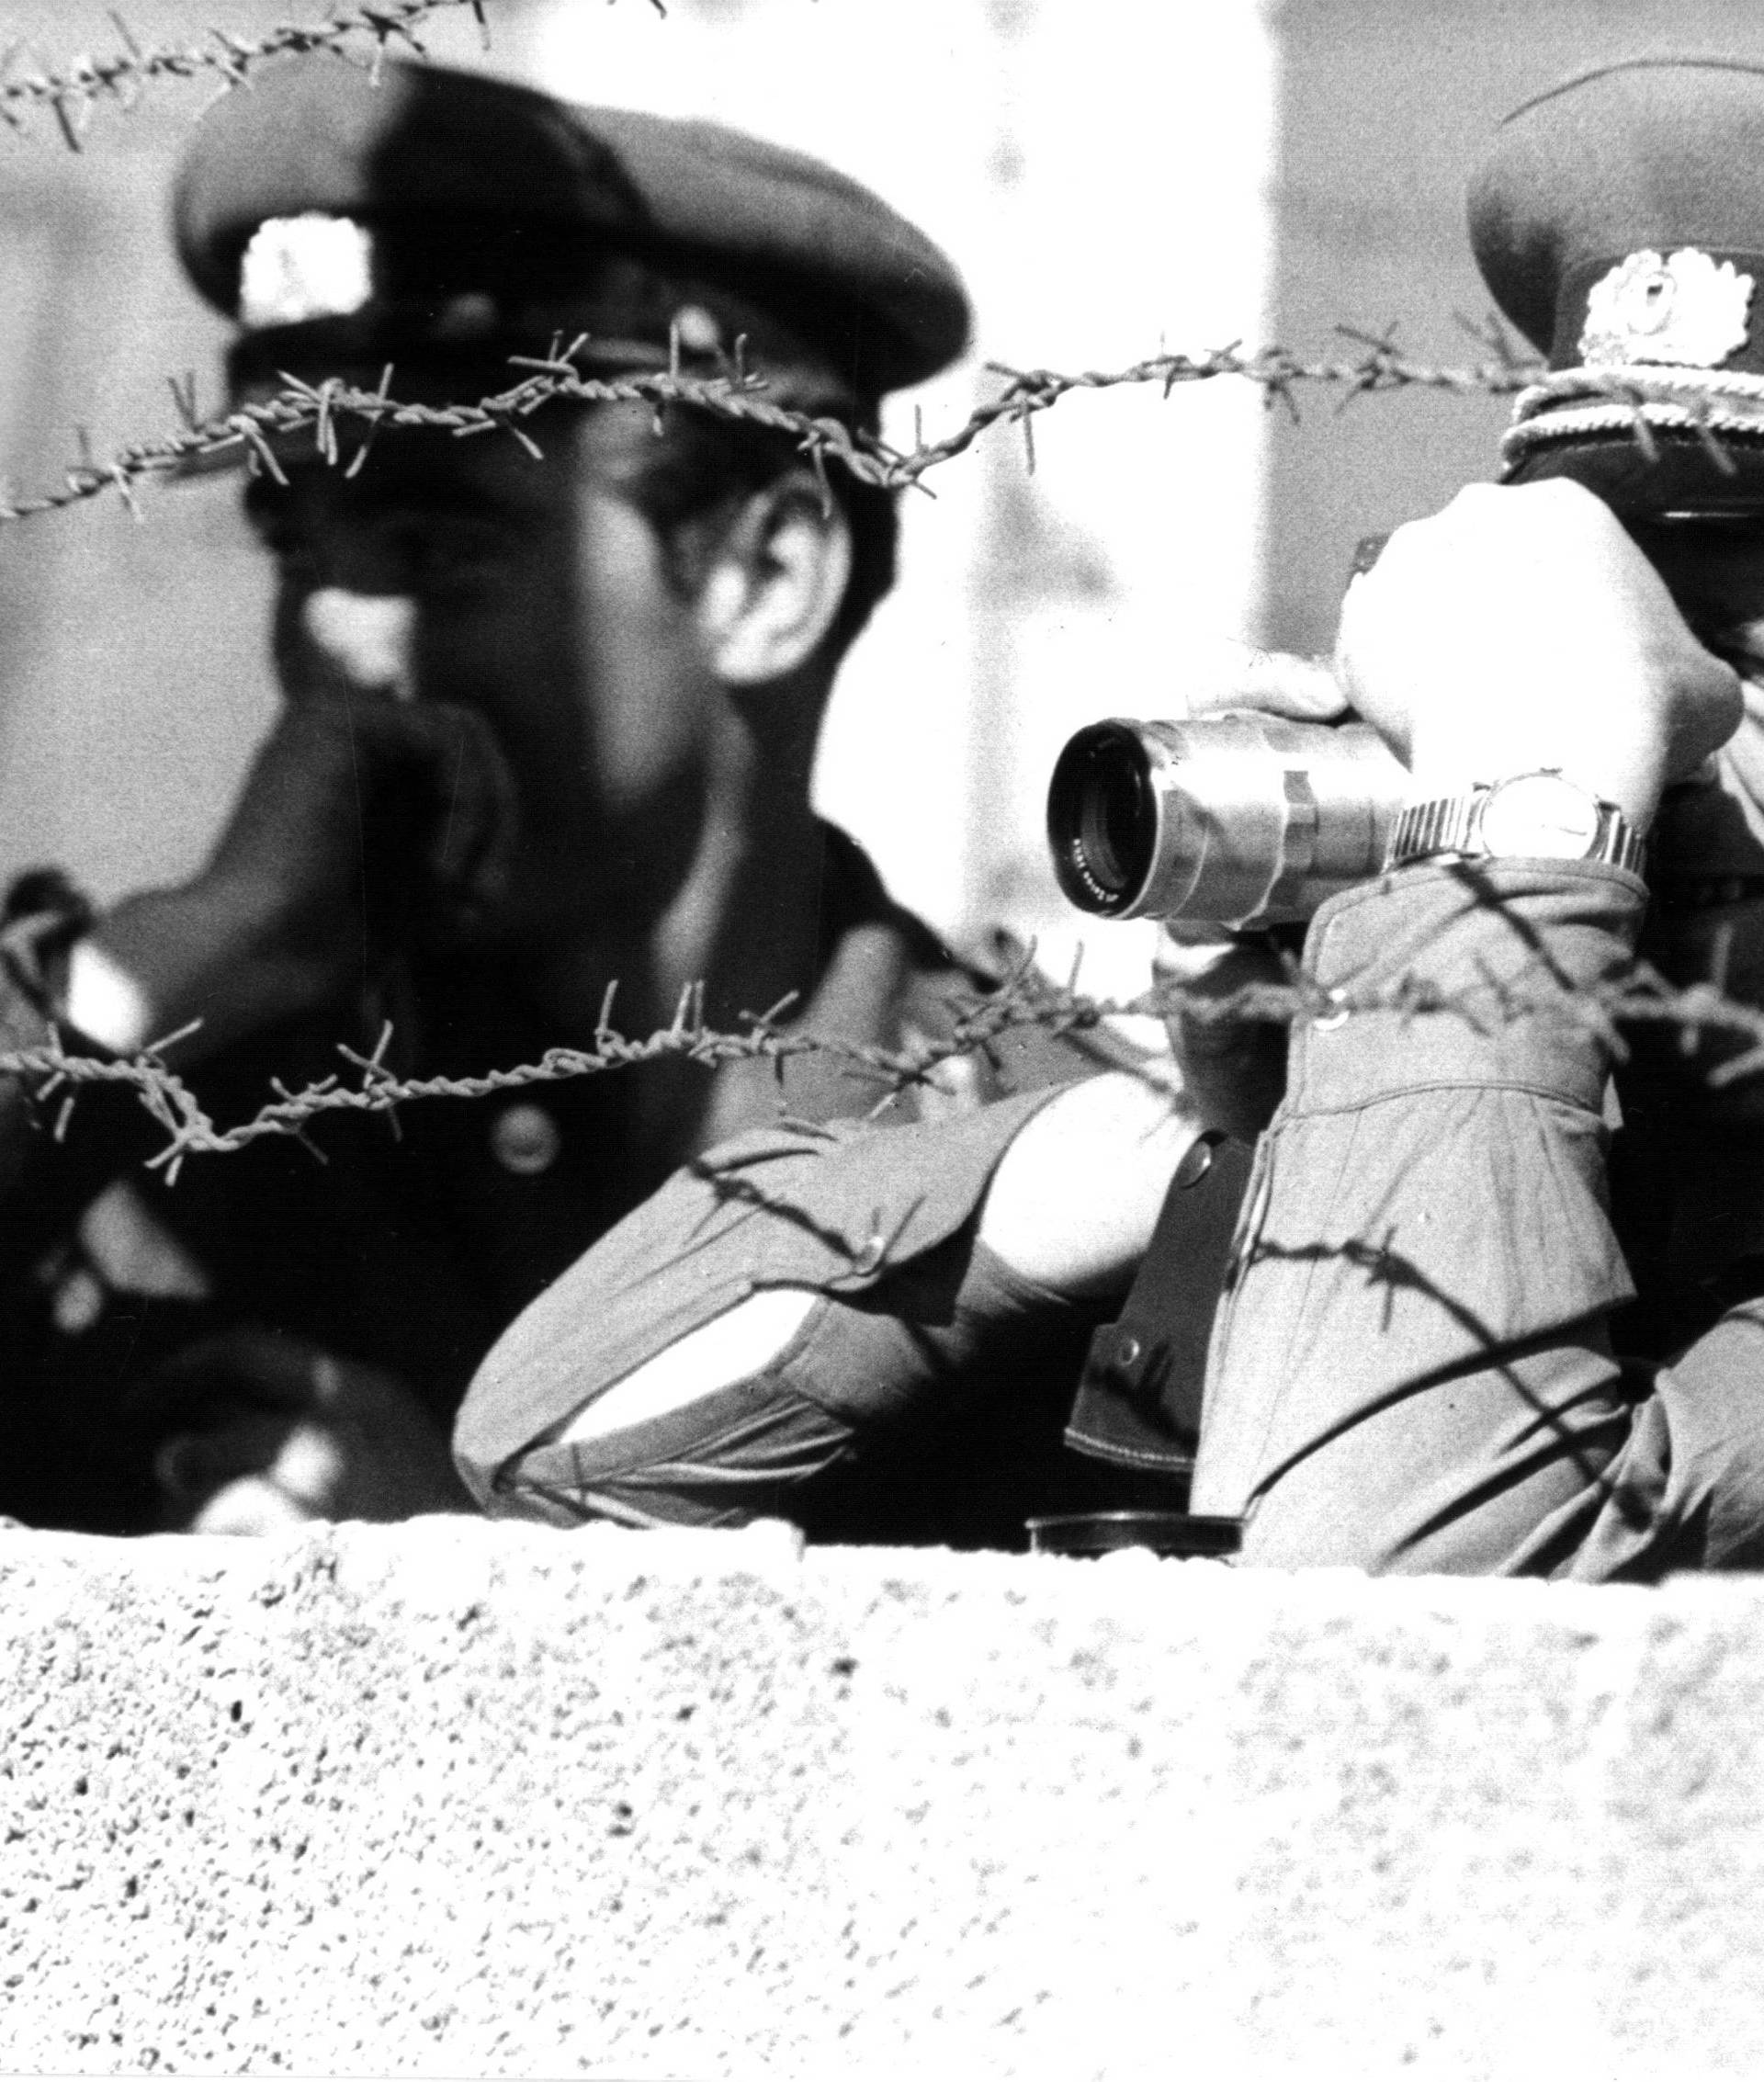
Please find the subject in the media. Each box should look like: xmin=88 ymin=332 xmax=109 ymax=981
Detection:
xmin=1385 ymin=779 xmax=1646 ymax=877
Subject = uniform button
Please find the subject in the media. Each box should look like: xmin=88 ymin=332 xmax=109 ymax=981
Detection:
xmin=491 ymin=1102 xmax=562 ymax=1176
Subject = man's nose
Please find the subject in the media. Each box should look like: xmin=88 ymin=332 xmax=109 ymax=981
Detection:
xmin=301 ymin=588 xmax=418 ymax=699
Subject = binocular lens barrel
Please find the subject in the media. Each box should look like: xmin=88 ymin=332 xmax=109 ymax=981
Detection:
xmin=1046 ymin=711 xmax=1409 ymax=930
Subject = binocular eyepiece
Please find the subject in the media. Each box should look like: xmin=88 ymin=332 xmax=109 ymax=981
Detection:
xmin=1046 ymin=711 xmax=1410 ymax=931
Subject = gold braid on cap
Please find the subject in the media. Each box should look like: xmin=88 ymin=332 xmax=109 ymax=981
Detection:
xmin=1500 ymin=363 xmax=1764 ymax=476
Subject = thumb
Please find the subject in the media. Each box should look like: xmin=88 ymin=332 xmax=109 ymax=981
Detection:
xmin=1179 ymin=636 xmax=1349 ymax=722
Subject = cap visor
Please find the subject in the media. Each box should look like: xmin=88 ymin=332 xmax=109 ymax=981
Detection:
xmin=1507 ymin=424 xmax=1764 ymax=513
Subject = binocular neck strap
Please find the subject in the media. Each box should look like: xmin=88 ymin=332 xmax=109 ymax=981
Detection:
xmin=1062 ymin=1130 xmax=1253 ymax=1484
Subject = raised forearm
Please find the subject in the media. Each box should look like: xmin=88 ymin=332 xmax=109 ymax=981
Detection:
xmin=1193 ymin=862 xmax=1647 ymax=1573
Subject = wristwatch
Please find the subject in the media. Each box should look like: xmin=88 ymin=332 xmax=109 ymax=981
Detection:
xmin=1385 ymin=768 xmax=1646 ymax=877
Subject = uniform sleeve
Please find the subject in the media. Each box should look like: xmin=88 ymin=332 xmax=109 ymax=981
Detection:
xmin=1192 ymin=859 xmax=1764 ymax=1579
xmin=453 ymin=1082 xmax=1077 ymax=1510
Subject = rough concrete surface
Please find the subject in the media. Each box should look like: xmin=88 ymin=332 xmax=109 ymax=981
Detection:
xmin=1 ymin=1520 xmax=1760 ymax=2078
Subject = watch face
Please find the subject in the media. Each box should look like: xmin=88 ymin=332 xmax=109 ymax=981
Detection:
xmin=1476 ymin=771 xmax=1603 ymax=859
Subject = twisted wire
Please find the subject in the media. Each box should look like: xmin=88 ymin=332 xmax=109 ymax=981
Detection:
xmin=0 ymin=2 xmax=525 ymax=149
xmin=9 ymin=944 xmax=1764 ymax=1181
xmin=0 ymin=334 xmax=1552 ymax=524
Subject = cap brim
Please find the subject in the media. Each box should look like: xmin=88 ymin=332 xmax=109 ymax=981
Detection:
xmin=1504 ymin=424 xmax=1764 ymax=514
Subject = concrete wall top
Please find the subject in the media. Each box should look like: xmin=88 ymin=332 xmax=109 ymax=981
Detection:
xmin=3 ymin=1518 xmax=1762 ymax=2078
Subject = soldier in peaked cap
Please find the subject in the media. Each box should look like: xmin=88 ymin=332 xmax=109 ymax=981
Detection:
xmin=1173 ymin=55 xmax=1764 ymax=1579
xmin=1467 ymin=57 xmax=1764 ymax=963
xmin=1472 ymin=54 xmax=1764 ymax=512
xmin=0 ymin=54 xmax=1161 ymax=1542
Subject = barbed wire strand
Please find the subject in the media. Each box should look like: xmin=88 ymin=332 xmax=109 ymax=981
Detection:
xmin=10 ymin=945 xmax=1764 ymax=1182
xmin=0 ymin=1 xmax=530 ymax=149
xmin=0 ymin=334 xmax=1579 ymax=523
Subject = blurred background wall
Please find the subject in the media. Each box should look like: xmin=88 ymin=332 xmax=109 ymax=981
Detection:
xmin=1 ymin=0 xmax=1762 ymax=1009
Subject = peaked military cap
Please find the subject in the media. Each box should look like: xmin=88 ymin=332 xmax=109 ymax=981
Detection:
xmin=1470 ymin=56 xmax=1764 ymax=511
xmin=173 ymin=54 xmax=970 ymax=423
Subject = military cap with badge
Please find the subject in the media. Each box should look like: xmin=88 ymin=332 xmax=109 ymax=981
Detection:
xmin=1468 ymin=56 xmax=1764 ymax=911
xmin=1474 ymin=54 xmax=1764 ymax=512
xmin=172 ymin=53 xmax=971 ymax=435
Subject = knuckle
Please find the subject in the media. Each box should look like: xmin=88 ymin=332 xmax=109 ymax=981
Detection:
xmin=1372 ymin=513 xmax=1434 ymax=566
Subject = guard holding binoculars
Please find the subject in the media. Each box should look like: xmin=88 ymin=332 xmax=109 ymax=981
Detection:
xmin=1193 ymin=54 xmax=1764 ymax=1573
xmin=463 ymin=54 xmax=1764 ymax=1577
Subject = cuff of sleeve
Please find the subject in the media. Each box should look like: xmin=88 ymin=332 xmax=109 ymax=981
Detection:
xmin=1288 ymin=859 xmax=1647 ymax=1120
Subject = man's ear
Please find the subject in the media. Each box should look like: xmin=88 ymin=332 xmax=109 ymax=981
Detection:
xmin=695 ymin=473 xmax=854 ymax=688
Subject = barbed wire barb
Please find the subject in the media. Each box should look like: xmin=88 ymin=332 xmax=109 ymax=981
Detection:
xmin=49 ymin=90 xmax=81 ymax=153
xmin=106 ymin=12 xmax=145 ymax=63
xmin=166 ymin=371 xmax=200 ymax=434
xmin=1453 ymin=307 xmax=1529 ymax=371
xmin=141 ymin=1018 xmax=205 ymax=1056
xmin=343 ymin=362 xmax=398 ymax=481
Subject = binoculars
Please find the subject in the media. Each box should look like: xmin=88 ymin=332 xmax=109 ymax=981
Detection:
xmin=1046 ymin=709 xmax=1408 ymax=931
xmin=1049 ymin=509 xmax=1760 ymax=933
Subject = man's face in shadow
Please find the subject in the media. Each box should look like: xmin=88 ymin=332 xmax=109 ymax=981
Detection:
xmin=243 ymin=390 xmax=723 ymax=955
